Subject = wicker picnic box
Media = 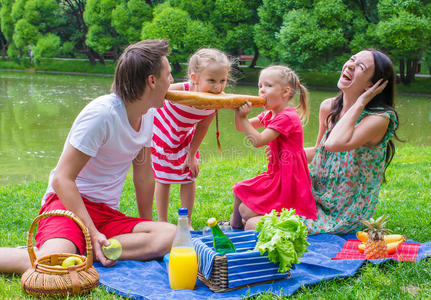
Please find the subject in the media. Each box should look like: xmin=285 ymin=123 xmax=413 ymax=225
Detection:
xmin=193 ymin=230 xmax=290 ymax=292
xmin=21 ymin=210 xmax=99 ymax=297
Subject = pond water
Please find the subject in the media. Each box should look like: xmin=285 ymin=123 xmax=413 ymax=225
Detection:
xmin=1 ymin=71 xmax=430 ymax=185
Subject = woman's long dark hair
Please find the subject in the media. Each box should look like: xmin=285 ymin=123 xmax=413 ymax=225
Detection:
xmin=326 ymin=49 xmax=400 ymax=180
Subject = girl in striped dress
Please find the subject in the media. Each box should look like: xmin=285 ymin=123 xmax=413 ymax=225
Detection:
xmin=151 ymin=48 xmax=231 ymax=227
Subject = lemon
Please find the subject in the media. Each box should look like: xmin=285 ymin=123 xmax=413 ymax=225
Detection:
xmin=102 ymin=238 xmax=122 ymax=260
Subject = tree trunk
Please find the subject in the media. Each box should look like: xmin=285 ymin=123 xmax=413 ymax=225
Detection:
xmin=249 ymin=48 xmax=259 ymax=69
xmin=173 ymin=61 xmax=182 ymax=73
xmin=1 ymin=41 xmax=8 ymax=58
xmin=405 ymin=59 xmax=418 ymax=84
xmin=82 ymin=48 xmax=97 ymax=65
xmin=93 ymin=50 xmax=105 ymax=65
xmin=399 ymin=59 xmax=405 ymax=83
xmin=113 ymin=45 xmax=119 ymax=61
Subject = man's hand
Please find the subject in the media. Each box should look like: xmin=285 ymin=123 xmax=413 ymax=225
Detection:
xmin=91 ymin=231 xmax=117 ymax=267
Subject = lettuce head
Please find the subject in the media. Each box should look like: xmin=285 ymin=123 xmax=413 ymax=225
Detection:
xmin=254 ymin=209 xmax=309 ymax=273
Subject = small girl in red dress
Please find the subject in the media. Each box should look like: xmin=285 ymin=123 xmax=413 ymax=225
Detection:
xmin=231 ymin=65 xmax=317 ymax=230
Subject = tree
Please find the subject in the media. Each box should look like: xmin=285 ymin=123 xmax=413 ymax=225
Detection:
xmin=375 ymin=0 xmax=431 ymax=83
xmin=212 ymin=0 xmax=261 ymax=67
xmin=33 ymin=33 xmax=60 ymax=63
xmin=7 ymin=0 xmax=63 ymax=62
xmin=278 ymin=0 xmax=352 ymax=70
xmin=141 ymin=6 xmax=190 ymax=72
xmin=12 ymin=18 xmax=38 ymax=50
xmin=169 ymin=0 xmax=262 ymax=68
xmin=0 ymin=0 xmax=14 ymax=57
xmin=84 ymin=0 xmax=123 ymax=63
xmin=0 ymin=31 xmax=6 ymax=57
xmin=1 ymin=0 xmax=16 ymax=58
xmin=254 ymin=0 xmax=311 ymax=61
xmin=112 ymin=0 xmax=152 ymax=44
xmin=141 ymin=5 xmax=219 ymax=73
xmin=169 ymin=0 xmax=215 ymax=21
xmin=60 ymin=0 xmax=105 ymax=64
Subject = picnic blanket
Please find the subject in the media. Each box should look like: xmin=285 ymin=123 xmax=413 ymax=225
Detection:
xmin=334 ymin=239 xmax=420 ymax=262
xmin=94 ymin=233 xmax=431 ymax=299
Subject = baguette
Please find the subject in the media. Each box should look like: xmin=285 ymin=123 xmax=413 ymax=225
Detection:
xmin=165 ymin=90 xmax=266 ymax=109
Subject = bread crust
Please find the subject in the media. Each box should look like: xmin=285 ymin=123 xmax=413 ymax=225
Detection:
xmin=165 ymin=90 xmax=266 ymax=109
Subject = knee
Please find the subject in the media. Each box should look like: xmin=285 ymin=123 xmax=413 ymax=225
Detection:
xmin=244 ymin=221 xmax=255 ymax=231
xmin=238 ymin=203 xmax=255 ymax=221
xmin=155 ymin=222 xmax=176 ymax=255
xmin=38 ymin=238 xmax=78 ymax=256
xmin=244 ymin=217 xmax=261 ymax=231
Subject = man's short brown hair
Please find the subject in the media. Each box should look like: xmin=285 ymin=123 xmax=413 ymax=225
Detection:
xmin=111 ymin=40 xmax=169 ymax=103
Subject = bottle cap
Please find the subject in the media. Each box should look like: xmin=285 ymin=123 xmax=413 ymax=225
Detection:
xmin=207 ymin=217 xmax=217 ymax=227
xmin=178 ymin=208 xmax=188 ymax=216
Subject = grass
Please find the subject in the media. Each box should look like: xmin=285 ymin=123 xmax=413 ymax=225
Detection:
xmin=0 ymin=57 xmax=116 ymax=75
xmin=0 ymin=145 xmax=430 ymax=298
xmin=1 ymin=58 xmax=430 ymax=95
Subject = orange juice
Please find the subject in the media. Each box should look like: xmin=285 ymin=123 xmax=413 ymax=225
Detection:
xmin=168 ymin=247 xmax=198 ymax=290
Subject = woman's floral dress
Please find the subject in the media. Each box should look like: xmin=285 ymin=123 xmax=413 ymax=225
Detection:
xmin=304 ymin=109 xmax=398 ymax=234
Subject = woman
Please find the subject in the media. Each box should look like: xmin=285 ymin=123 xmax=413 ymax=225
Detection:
xmin=304 ymin=49 xmax=399 ymax=234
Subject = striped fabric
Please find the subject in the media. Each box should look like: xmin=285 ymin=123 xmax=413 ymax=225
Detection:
xmin=193 ymin=231 xmax=290 ymax=288
xmin=151 ymin=83 xmax=215 ymax=184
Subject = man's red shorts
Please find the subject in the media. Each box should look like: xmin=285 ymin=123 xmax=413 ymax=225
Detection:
xmin=35 ymin=193 xmax=150 ymax=254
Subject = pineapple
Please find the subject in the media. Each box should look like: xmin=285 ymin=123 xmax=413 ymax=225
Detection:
xmin=361 ymin=215 xmax=391 ymax=259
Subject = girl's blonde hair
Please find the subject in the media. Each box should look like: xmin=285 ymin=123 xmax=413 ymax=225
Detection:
xmin=187 ymin=48 xmax=231 ymax=81
xmin=261 ymin=65 xmax=309 ymax=124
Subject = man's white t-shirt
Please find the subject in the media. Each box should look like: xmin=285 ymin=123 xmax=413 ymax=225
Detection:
xmin=43 ymin=93 xmax=154 ymax=210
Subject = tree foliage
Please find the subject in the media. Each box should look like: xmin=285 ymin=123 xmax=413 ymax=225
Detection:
xmin=0 ymin=0 xmax=430 ymax=77
xmin=112 ymin=0 xmax=152 ymax=44
xmin=278 ymin=0 xmax=352 ymax=70
xmin=141 ymin=5 xmax=218 ymax=72
xmin=84 ymin=0 xmax=121 ymax=58
xmin=33 ymin=33 xmax=60 ymax=63
xmin=375 ymin=0 xmax=431 ymax=82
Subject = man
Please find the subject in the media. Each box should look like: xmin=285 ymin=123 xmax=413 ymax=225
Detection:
xmin=0 ymin=40 xmax=175 ymax=273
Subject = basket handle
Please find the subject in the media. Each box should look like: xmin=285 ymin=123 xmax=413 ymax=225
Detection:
xmin=26 ymin=209 xmax=93 ymax=270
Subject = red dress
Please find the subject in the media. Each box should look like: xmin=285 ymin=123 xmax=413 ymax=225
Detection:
xmin=233 ymin=107 xmax=317 ymax=219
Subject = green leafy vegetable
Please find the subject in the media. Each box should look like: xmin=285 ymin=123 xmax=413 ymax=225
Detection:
xmin=254 ymin=209 xmax=309 ymax=273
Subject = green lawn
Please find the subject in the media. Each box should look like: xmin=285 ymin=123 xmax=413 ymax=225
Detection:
xmin=0 ymin=145 xmax=430 ymax=298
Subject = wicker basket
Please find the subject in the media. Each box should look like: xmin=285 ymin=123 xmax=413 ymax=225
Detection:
xmin=197 ymin=255 xmax=289 ymax=293
xmin=21 ymin=210 xmax=99 ymax=297
xmin=195 ymin=231 xmax=290 ymax=293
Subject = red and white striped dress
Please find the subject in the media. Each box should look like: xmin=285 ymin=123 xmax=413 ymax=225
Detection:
xmin=151 ymin=83 xmax=215 ymax=184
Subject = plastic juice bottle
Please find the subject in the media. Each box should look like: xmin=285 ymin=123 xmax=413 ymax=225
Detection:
xmin=168 ymin=208 xmax=198 ymax=290
xmin=207 ymin=218 xmax=236 ymax=255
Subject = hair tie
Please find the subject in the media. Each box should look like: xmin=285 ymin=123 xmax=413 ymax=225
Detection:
xmin=297 ymin=81 xmax=301 ymax=87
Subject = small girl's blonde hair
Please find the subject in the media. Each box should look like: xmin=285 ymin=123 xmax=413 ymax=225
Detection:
xmin=261 ymin=65 xmax=309 ymax=124
xmin=187 ymin=48 xmax=231 ymax=81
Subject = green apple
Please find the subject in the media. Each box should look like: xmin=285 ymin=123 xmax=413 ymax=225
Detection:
xmin=61 ymin=256 xmax=83 ymax=267
xmin=102 ymin=238 xmax=122 ymax=260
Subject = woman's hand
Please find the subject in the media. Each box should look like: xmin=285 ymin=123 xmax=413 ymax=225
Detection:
xmin=357 ymin=79 xmax=388 ymax=107
xmin=234 ymin=101 xmax=252 ymax=118
xmin=183 ymin=153 xmax=199 ymax=178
